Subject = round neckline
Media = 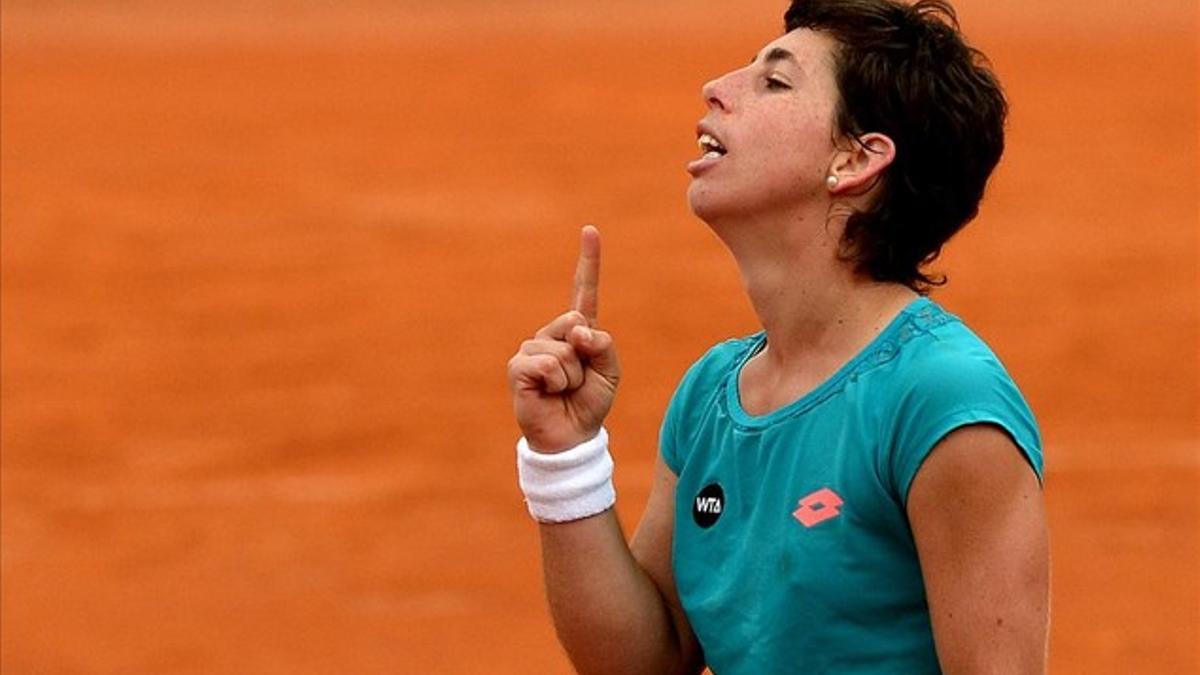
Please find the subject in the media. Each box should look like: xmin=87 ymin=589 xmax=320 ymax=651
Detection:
xmin=725 ymin=296 xmax=932 ymax=429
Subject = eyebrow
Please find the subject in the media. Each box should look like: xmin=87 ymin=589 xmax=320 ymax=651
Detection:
xmin=749 ymin=47 xmax=798 ymax=66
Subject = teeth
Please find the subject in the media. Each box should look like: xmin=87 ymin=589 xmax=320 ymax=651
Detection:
xmin=697 ymin=133 xmax=726 ymax=155
xmin=704 ymin=151 xmax=722 ymax=159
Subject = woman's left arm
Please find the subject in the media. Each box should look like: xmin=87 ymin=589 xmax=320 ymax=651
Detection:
xmin=908 ymin=424 xmax=1050 ymax=675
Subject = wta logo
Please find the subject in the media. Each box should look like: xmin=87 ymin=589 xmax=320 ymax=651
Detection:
xmin=692 ymin=483 xmax=725 ymax=528
xmin=792 ymin=487 xmax=843 ymax=528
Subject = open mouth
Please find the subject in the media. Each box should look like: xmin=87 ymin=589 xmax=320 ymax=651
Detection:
xmin=697 ymin=132 xmax=727 ymax=159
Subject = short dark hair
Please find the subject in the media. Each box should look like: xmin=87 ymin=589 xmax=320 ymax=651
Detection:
xmin=785 ymin=0 xmax=1007 ymax=291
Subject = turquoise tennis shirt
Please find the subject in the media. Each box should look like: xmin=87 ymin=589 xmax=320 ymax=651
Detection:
xmin=661 ymin=297 xmax=1042 ymax=674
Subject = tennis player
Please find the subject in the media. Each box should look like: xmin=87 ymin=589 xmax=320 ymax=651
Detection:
xmin=507 ymin=1 xmax=1048 ymax=672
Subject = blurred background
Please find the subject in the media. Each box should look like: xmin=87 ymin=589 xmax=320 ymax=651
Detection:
xmin=2 ymin=1 xmax=1196 ymax=672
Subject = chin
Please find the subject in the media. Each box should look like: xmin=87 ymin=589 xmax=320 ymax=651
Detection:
xmin=687 ymin=180 xmax=728 ymax=224
xmin=689 ymin=175 xmax=809 ymax=225
xmin=688 ymin=182 xmax=760 ymax=227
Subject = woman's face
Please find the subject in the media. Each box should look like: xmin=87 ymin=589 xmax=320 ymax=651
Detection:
xmin=687 ymin=29 xmax=843 ymax=223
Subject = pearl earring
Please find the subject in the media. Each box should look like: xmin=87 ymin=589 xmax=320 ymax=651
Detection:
xmin=826 ymin=175 xmax=839 ymax=189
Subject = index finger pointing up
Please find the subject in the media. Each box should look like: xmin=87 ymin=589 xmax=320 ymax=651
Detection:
xmin=572 ymin=225 xmax=601 ymax=324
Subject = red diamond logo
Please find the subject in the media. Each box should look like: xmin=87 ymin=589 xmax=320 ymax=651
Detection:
xmin=793 ymin=488 xmax=844 ymax=528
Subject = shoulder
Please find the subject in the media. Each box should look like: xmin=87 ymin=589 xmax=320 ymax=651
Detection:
xmin=677 ymin=332 xmax=762 ymax=393
xmin=659 ymin=332 xmax=762 ymax=473
xmin=881 ymin=301 xmax=1044 ymax=501
xmin=667 ymin=332 xmax=761 ymax=416
xmin=891 ymin=302 xmax=1026 ymax=406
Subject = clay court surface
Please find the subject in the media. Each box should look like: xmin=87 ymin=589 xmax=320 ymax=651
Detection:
xmin=2 ymin=1 xmax=1197 ymax=672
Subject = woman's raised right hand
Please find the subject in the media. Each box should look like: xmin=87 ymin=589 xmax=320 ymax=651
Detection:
xmin=506 ymin=226 xmax=621 ymax=453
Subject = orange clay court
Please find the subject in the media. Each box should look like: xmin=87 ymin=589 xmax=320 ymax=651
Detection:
xmin=1 ymin=1 xmax=1196 ymax=673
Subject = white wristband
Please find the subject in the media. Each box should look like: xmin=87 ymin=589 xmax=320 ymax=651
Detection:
xmin=516 ymin=427 xmax=616 ymax=523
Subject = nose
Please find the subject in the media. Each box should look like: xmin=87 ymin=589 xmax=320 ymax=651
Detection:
xmin=701 ymin=76 xmax=729 ymax=112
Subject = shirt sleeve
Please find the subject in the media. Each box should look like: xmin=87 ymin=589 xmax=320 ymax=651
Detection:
xmin=660 ymin=381 xmax=685 ymax=476
xmin=660 ymin=350 xmax=713 ymax=476
xmin=888 ymin=346 xmax=1043 ymax=506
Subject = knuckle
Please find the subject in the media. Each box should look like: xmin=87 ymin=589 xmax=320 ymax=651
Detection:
xmin=535 ymin=356 xmax=558 ymax=376
xmin=508 ymin=358 xmax=534 ymax=381
xmin=551 ymin=340 xmax=576 ymax=359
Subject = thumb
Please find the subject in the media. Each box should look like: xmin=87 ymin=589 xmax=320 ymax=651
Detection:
xmin=569 ymin=325 xmax=620 ymax=382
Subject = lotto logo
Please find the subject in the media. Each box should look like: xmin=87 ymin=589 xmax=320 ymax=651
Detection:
xmin=792 ymin=488 xmax=843 ymax=528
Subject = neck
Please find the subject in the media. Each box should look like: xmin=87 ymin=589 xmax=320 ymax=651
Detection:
xmin=709 ymin=207 xmax=918 ymax=372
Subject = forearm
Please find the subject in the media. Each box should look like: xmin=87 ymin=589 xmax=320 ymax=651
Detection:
xmin=509 ymin=230 xmax=695 ymax=673
xmin=539 ymin=510 xmax=691 ymax=675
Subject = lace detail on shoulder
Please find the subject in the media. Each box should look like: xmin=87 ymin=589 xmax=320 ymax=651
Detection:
xmin=819 ymin=305 xmax=956 ymax=409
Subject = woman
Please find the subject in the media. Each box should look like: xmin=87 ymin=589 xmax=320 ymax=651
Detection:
xmin=506 ymin=1 xmax=1048 ymax=673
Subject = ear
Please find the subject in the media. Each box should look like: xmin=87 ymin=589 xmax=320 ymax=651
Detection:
xmin=826 ymin=132 xmax=896 ymax=196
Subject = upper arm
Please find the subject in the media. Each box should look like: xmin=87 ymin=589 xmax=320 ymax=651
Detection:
xmin=630 ymin=454 xmax=705 ymax=675
xmin=907 ymin=424 xmax=1049 ymax=675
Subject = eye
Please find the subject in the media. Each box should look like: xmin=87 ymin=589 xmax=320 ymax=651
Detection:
xmin=765 ymin=76 xmax=791 ymax=91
